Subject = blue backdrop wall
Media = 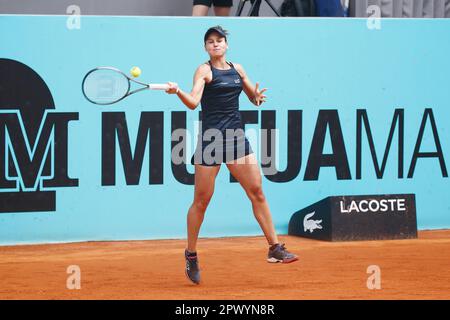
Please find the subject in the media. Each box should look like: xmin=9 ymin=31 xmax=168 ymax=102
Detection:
xmin=0 ymin=15 xmax=449 ymax=245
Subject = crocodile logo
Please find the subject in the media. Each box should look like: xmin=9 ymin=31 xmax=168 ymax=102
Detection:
xmin=303 ymin=211 xmax=323 ymax=233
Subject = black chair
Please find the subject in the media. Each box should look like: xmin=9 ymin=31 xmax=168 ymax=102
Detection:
xmin=236 ymin=0 xmax=316 ymax=17
xmin=235 ymin=0 xmax=281 ymax=17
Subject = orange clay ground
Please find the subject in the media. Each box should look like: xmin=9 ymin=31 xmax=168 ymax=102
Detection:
xmin=0 ymin=230 xmax=449 ymax=300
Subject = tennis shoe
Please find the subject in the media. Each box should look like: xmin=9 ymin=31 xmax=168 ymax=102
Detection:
xmin=267 ymin=243 xmax=298 ymax=263
xmin=185 ymin=249 xmax=201 ymax=284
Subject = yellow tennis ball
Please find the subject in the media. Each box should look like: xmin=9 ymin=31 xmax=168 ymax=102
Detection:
xmin=130 ymin=66 xmax=141 ymax=78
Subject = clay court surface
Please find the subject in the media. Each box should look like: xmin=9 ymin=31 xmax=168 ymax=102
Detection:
xmin=0 ymin=230 xmax=449 ymax=300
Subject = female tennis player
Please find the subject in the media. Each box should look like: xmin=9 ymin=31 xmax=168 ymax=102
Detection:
xmin=166 ymin=26 xmax=298 ymax=285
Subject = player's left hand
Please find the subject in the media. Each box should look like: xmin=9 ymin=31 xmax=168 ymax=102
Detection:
xmin=253 ymin=82 xmax=267 ymax=106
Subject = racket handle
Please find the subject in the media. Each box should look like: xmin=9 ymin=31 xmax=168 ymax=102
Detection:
xmin=149 ymin=84 xmax=170 ymax=90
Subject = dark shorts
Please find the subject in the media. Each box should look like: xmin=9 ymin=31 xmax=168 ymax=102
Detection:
xmin=191 ymin=129 xmax=253 ymax=166
xmin=193 ymin=0 xmax=233 ymax=7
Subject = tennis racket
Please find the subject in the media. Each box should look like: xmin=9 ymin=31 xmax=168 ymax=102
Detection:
xmin=82 ymin=67 xmax=169 ymax=105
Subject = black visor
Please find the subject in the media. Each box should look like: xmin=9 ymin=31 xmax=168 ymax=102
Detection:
xmin=204 ymin=26 xmax=228 ymax=42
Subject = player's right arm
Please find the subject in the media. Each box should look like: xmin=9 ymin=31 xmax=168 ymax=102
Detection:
xmin=166 ymin=64 xmax=210 ymax=110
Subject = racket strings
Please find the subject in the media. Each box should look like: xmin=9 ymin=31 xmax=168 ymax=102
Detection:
xmin=83 ymin=69 xmax=130 ymax=104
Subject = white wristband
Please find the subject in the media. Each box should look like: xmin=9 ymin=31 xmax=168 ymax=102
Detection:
xmin=176 ymin=88 xmax=180 ymax=94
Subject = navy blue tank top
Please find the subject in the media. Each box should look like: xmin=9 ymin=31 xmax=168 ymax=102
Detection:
xmin=200 ymin=61 xmax=243 ymax=132
xmin=191 ymin=61 xmax=253 ymax=165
